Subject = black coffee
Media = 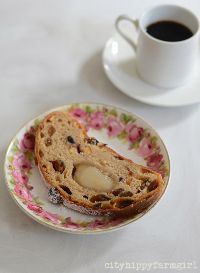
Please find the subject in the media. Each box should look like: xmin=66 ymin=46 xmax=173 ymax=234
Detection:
xmin=146 ymin=20 xmax=193 ymax=42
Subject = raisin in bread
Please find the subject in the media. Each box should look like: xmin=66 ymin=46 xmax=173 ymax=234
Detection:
xmin=35 ymin=111 xmax=164 ymax=217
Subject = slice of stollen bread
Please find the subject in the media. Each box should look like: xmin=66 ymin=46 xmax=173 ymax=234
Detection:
xmin=35 ymin=111 xmax=164 ymax=217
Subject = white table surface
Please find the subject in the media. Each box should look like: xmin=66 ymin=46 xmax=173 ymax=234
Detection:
xmin=0 ymin=0 xmax=200 ymax=272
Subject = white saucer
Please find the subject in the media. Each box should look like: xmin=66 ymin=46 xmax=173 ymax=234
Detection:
xmin=103 ymin=33 xmax=200 ymax=107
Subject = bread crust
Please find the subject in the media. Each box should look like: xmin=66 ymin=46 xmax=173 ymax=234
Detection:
xmin=35 ymin=111 xmax=165 ymax=218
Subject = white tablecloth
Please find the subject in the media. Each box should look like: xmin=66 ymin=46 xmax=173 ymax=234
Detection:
xmin=0 ymin=0 xmax=200 ymax=272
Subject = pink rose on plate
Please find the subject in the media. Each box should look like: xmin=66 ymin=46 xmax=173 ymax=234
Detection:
xmin=64 ymin=217 xmax=81 ymax=228
xmin=137 ymin=139 xmax=153 ymax=157
xmin=88 ymin=111 xmax=104 ymax=130
xmin=28 ymin=204 xmax=61 ymax=224
xmin=107 ymin=218 xmax=124 ymax=227
xmin=27 ymin=203 xmax=43 ymax=213
xmin=40 ymin=211 xmax=61 ymax=224
xmin=13 ymin=153 xmax=31 ymax=171
xmin=20 ymin=132 xmax=35 ymax=152
xmin=88 ymin=219 xmax=105 ymax=228
xmin=107 ymin=117 xmax=124 ymax=137
xmin=12 ymin=170 xmax=28 ymax=185
xmin=146 ymin=153 xmax=163 ymax=170
xmin=70 ymin=108 xmax=87 ymax=120
xmin=14 ymin=183 xmax=32 ymax=202
xmin=125 ymin=123 xmax=144 ymax=143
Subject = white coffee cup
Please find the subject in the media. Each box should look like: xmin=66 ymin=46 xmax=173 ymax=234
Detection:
xmin=115 ymin=5 xmax=200 ymax=88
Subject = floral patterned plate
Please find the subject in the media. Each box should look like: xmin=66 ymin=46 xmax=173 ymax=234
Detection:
xmin=4 ymin=103 xmax=170 ymax=234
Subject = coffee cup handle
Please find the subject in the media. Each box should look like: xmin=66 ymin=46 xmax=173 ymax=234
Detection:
xmin=115 ymin=15 xmax=138 ymax=51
